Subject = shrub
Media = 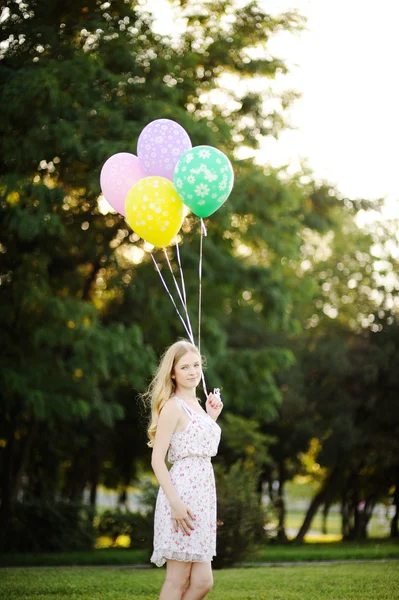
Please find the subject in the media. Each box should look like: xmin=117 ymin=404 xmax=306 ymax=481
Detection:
xmin=214 ymin=460 xmax=266 ymax=568
xmin=6 ymin=500 xmax=95 ymax=552
xmin=97 ymin=509 xmax=134 ymax=544
xmin=96 ymin=477 xmax=158 ymax=556
xmin=96 ymin=509 xmax=153 ymax=552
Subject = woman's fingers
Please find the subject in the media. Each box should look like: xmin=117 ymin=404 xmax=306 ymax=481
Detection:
xmin=175 ymin=519 xmax=190 ymax=536
xmin=173 ymin=517 xmax=195 ymax=535
xmin=180 ymin=514 xmax=194 ymax=534
xmin=182 ymin=520 xmax=192 ymax=535
xmin=207 ymin=392 xmax=222 ymax=409
xmin=172 ymin=503 xmax=196 ymax=535
xmin=187 ymin=508 xmax=196 ymax=522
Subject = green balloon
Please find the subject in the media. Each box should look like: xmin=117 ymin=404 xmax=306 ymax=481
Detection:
xmin=173 ymin=146 xmax=234 ymax=218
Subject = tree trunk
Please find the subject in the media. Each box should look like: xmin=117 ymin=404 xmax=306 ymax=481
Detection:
xmin=294 ymin=467 xmax=339 ymax=544
xmin=346 ymin=465 xmax=367 ymax=540
xmin=391 ymin=470 xmax=399 ymax=538
xmin=89 ymin=447 xmax=100 ymax=509
xmin=0 ymin=411 xmax=18 ymax=551
xmin=276 ymin=461 xmax=288 ymax=543
xmin=11 ymin=420 xmax=39 ymax=503
xmin=351 ymin=472 xmax=360 ymax=540
xmin=0 ymin=414 xmax=18 ymax=503
xmin=268 ymin=477 xmax=276 ymax=505
xmin=322 ymin=501 xmax=331 ymax=536
xmin=361 ymin=495 xmax=376 ymax=539
xmin=341 ymin=502 xmax=350 ymax=538
xmin=341 ymin=486 xmax=350 ymax=538
xmin=68 ymin=451 xmax=91 ymax=503
xmin=118 ymin=485 xmax=128 ymax=511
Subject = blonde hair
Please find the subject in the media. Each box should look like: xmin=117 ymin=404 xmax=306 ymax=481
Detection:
xmin=142 ymin=340 xmax=202 ymax=448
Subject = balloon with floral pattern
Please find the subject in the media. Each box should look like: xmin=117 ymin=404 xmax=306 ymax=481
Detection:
xmin=173 ymin=146 xmax=234 ymax=218
xmin=100 ymin=153 xmax=146 ymax=216
xmin=125 ymin=176 xmax=184 ymax=248
xmin=137 ymin=119 xmax=192 ymax=181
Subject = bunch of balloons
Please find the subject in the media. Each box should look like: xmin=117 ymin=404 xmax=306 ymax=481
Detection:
xmin=100 ymin=119 xmax=234 ymax=247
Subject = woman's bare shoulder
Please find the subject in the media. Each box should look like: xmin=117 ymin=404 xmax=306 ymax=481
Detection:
xmin=159 ymin=397 xmax=181 ymax=416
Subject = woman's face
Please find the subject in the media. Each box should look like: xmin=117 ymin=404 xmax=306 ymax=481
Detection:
xmin=173 ymin=351 xmax=202 ymax=390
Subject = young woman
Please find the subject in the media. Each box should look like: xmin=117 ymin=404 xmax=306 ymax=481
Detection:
xmin=144 ymin=339 xmax=223 ymax=600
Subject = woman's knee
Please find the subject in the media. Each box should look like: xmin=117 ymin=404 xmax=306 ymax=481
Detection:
xmin=203 ymin=576 xmax=214 ymax=594
xmin=191 ymin=574 xmax=213 ymax=595
xmin=165 ymin=573 xmax=189 ymax=592
xmin=165 ymin=562 xmax=191 ymax=592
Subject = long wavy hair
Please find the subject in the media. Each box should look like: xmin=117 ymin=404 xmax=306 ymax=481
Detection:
xmin=142 ymin=340 xmax=202 ymax=448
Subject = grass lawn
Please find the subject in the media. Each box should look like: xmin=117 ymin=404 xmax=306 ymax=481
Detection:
xmin=1 ymin=563 xmax=398 ymax=600
xmin=251 ymin=540 xmax=399 ymax=564
xmin=0 ymin=548 xmax=149 ymax=568
xmin=1 ymin=540 xmax=398 ymax=568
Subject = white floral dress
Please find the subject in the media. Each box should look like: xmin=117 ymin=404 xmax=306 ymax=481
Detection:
xmin=150 ymin=397 xmax=222 ymax=567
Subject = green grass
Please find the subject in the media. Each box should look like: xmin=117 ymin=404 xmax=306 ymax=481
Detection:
xmin=0 ymin=548 xmax=149 ymax=568
xmin=251 ymin=540 xmax=399 ymax=563
xmin=1 ymin=563 xmax=398 ymax=599
xmin=1 ymin=540 xmax=398 ymax=568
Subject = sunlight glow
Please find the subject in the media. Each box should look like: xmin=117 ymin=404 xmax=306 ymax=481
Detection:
xmin=98 ymin=195 xmax=116 ymax=215
xmin=144 ymin=0 xmax=399 ymax=218
xmin=260 ymin=0 xmax=399 ymax=214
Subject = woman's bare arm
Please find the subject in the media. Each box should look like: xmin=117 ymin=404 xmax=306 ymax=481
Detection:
xmin=151 ymin=399 xmax=195 ymax=534
xmin=151 ymin=399 xmax=182 ymax=507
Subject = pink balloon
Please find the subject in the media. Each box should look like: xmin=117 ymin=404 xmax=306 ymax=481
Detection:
xmin=100 ymin=153 xmax=145 ymax=216
xmin=137 ymin=119 xmax=192 ymax=181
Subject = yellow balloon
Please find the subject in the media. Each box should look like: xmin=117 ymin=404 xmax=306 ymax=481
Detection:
xmin=125 ymin=177 xmax=184 ymax=247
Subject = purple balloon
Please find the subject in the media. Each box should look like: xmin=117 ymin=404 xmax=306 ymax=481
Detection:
xmin=100 ymin=153 xmax=145 ymax=216
xmin=137 ymin=119 xmax=192 ymax=181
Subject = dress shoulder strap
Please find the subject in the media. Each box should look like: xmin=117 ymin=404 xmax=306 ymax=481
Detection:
xmin=176 ymin=397 xmax=196 ymax=419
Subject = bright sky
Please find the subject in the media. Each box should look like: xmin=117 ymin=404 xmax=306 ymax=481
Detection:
xmin=261 ymin=0 xmax=399 ymax=219
xmin=148 ymin=0 xmax=399 ymax=218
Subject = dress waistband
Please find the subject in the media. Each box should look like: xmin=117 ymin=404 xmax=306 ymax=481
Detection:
xmin=174 ymin=455 xmax=211 ymax=463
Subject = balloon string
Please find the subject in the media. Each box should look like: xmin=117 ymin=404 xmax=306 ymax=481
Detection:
xmin=175 ymin=238 xmax=209 ymax=398
xmin=201 ymin=373 xmax=208 ymax=397
xmin=176 ymin=238 xmax=207 ymax=398
xmin=163 ymin=247 xmax=194 ymax=343
xmin=198 ymin=219 xmax=207 ymax=354
xmin=174 ymin=240 xmax=194 ymax=341
xmin=175 ymin=238 xmax=187 ymax=307
xmin=151 ymin=253 xmax=194 ymax=343
xmin=198 ymin=220 xmax=208 ymax=398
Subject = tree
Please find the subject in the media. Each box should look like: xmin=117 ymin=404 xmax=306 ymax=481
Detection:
xmin=285 ymin=205 xmax=399 ymax=542
xmin=1 ymin=0 xmax=310 ymax=548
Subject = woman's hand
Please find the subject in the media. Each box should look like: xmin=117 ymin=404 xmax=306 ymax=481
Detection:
xmin=206 ymin=391 xmax=223 ymax=420
xmin=171 ymin=498 xmax=196 ymax=536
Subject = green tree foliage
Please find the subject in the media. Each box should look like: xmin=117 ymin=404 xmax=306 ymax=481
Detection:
xmin=1 ymin=0 xmax=397 ymax=554
xmin=267 ymin=199 xmax=399 ymax=542
xmin=0 ymin=0 xmax=314 ymax=547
